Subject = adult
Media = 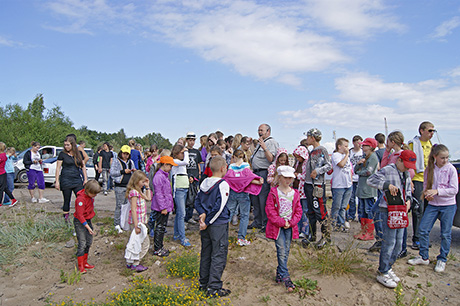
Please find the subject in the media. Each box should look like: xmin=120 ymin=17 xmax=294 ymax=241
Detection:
xmin=55 ymin=136 xmax=87 ymax=220
xmin=98 ymin=142 xmax=113 ymax=196
xmin=23 ymin=141 xmax=49 ymax=203
xmin=128 ymin=139 xmax=142 ymax=170
xmin=249 ymin=124 xmax=279 ymax=231
xmin=184 ymin=132 xmax=203 ymax=224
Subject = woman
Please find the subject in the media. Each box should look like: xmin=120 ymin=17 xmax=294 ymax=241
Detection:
xmin=24 ymin=141 xmax=49 ymax=204
xmin=55 ymin=137 xmax=87 ymax=220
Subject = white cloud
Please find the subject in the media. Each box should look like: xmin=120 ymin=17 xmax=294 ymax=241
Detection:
xmin=431 ymin=16 xmax=460 ymax=39
xmin=0 ymin=36 xmax=23 ymax=47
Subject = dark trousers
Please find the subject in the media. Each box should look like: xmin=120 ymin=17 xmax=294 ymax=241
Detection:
xmin=250 ymin=169 xmax=269 ymax=228
xmin=62 ymin=185 xmax=84 ymax=213
xmin=305 ymin=183 xmax=329 ymax=238
xmin=152 ymin=211 xmax=169 ymax=251
xmin=199 ymin=223 xmax=229 ymax=290
xmin=0 ymin=173 xmax=15 ymax=204
xmin=74 ymin=218 xmax=93 ymax=257
xmin=411 ymin=181 xmax=426 ymax=243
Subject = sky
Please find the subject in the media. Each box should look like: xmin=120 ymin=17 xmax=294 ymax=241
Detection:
xmin=1 ymin=0 xmax=460 ymax=158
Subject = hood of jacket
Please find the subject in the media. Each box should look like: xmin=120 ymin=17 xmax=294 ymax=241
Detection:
xmin=293 ymin=145 xmax=309 ymax=161
xmin=200 ymin=177 xmax=223 ymax=193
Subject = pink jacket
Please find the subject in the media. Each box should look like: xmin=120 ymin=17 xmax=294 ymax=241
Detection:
xmin=265 ymin=187 xmax=302 ymax=240
xmin=224 ymin=164 xmax=262 ymax=195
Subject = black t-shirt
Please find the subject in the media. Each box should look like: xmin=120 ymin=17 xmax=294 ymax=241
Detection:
xmin=99 ymin=150 xmax=113 ymax=169
xmin=186 ymin=148 xmax=203 ymax=179
xmin=57 ymin=151 xmax=83 ymax=188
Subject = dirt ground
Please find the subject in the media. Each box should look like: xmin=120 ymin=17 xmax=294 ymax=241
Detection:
xmin=1 ymin=186 xmax=460 ymax=306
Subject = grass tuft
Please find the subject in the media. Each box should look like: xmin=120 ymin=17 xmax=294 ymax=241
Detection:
xmin=165 ymin=250 xmax=200 ymax=280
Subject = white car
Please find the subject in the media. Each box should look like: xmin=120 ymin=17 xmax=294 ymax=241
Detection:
xmin=43 ymin=158 xmax=96 ymax=184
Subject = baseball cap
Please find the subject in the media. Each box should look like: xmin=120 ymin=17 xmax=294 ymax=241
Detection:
xmin=120 ymin=145 xmax=131 ymax=153
xmin=399 ymin=150 xmax=417 ymax=170
xmin=304 ymin=128 xmax=322 ymax=139
xmin=360 ymin=138 xmax=378 ymax=149
xmin=277 ymin=165 xmax=296 ymax=178
xmin=157 ymin=156 xmax=178 ymax=166
xmin=186 ymin=132 xmax=196 ymax=139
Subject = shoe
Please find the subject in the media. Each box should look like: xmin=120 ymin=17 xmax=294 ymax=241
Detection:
xmin=283 ymin=277 xmax=295 ymax=292
xmin=237 ymin=238 xmax=251 ymax=246
xmin=131 ymin=264 xmax=148 ymax=272
xmin=259 ymin=226 xmax=266 ymax=233
xmin=369 ymin=241 xmax=382 ymax=252
xmin=104 ymin=191 xmax=108 ymax=196
xmin=299 ymin=232 xmax=306 ymax=238
xmin=411 ymin=241 xmax=420 ymax=250
xmin=38 ymin=198 xmax=50 ymax=203
xmin=198 ymin=284 xmax=207 ymax=292
xmin=2 ymin=201 xmax=11 ymax=206
xmin=376 ymin=273 xmax=397 ymax=288
xmin=301 ymin=238 xmax=312 ymax=248
xmin=115 ymin=225 xmax=123 ymax=234
xmin=407 ymin=256 xmax=429 ymax=266
xmin=31 ymin=197 xmax=38 ymax=203
xmin=77 ymin=256 xmax=87 ymax=274
xmin=387 ymin=269 xmax=400 ymax=282
xmin=275 ymin=272 xmax=282 ymax=284
xmin=358 ymin=218 xmax=374 ymax=241
xmin=153 ymin=248 xmax=170 ymax=257
xmin=181 ymin=239 xmax=192 ymax=247
xmin=10 ymin=199 xmax=18 ymax=207
xmin=315 ymin=237 xmax=331 ymax=250
xmin=187 ymin=219 xmax=197 ymax=225
xmin=344 ymin=221 xmax=351 ymax=229
xmin=207 ymin=288 xmax=231 ymax=298
xmin=83 ymin=253 xmax=94 ymax=269
xmin=397 ymin=249 xmax=408 ymax=259
xmin=435 ymin=261 xmax=446 ymax=272
xmin=247 ymin=223 xmax=261 ymax=230
xmin=0 ymin=203 xmax=2 ymax=207
xmin=231 ymin=215 xmax=238 ymax=226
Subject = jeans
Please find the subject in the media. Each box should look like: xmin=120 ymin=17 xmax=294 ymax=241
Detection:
xmin=298 ymin=198 xmax=309 ymax=236
xmin=227 ymin=190 xmax=251 ymax=240
xmin=419 ymin=204 xmax=457 ymax=262
xmin=378 ymin=208 xmax=404 ymax=274
xmin=358 ymin=198 xmax=375 ymax=219
xmin=275 ymin=228 xmax=293 ymax=279
xmin=331 ymin=187 xmax=352 ymax=226
xmin=347 ymin=182 xmax=359 ymax=220
xmin=250 ymin=169 xmax=269 ymax=228
xmin=372 ymin=193 xmax=384 ymax=241
xmin=2 ymin=173 xmax=14 ymax=202
xmin=174 ymin=188 xmax=188 ymax=243
xmin=114 ymin=186 xmax=128 ymax=226
xmin=74 ymin=218 xmax=93 ymax=257
xmin=101 ymin=169 xmax=110 ymax=192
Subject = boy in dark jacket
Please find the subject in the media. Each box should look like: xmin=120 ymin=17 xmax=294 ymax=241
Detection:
xmin=195 ymin=156 xmax=231 ymax=298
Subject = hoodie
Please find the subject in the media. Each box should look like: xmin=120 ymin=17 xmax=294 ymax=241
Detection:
xmin=195 ymin=177 xmax=230 ymax=225
xmin=293 ymin=146 xmax=309 ymax=199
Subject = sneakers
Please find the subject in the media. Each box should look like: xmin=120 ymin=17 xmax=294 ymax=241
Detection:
xmin=283 ymin=277 xmax=296 ymax=292
xmin=368 ymin=241 xmax=382 ymax=252
xmin=344 ymin=221 xmax=351 ymax=229
xmin=10 ymin=199 xmax=18 ymax=207
xmin=181 ymin=239 xmax=192 ymax=247
xmin=408 ymin=256 xmax=430 ymax=266
xmin=38 ymin=198 xmax=50 ymax=203
xmin=207 ymin=288 xmax=231 ymax=298
xmin=435 ymin=261 xmax=446 ymax=272
xmin=129 ymin=264 xmax=148 ymax=272
xmin=275 ymin=272 xmax=282 ymax=284
xmin=153 ymin=248 xmax=170 ymax=257
xmin=31 ymin=197 xmax=38 ymax=203
xmin=397 ymin=249 xmax=408 ymax=259
xmin=237 ymin=238 xmax=251 ymax=246
xmin=115 ymin=225 xmax=123 ymax=234
xmin=187 ymin=219 xmax=197 ymax=225
xmin=387 ymin=269 xmax=400 ymax=283
xmin=411 ymin=241 xmax=420 ymax=250
xmin=376 ymin=273 xmax=397 ymax=288
xmin=104 ymin=191 xmax=108 ymax=196
xmin=299 ymin=232 xmax=306 ymax=238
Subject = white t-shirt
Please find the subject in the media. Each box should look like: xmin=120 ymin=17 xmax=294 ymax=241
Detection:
xmin=331 ymin=152 xmax=352 ymax=189
xmin=30 ymin=151 xmax=43 ymax=171
xmin=349 ymin=148 xmax=363 ymax=182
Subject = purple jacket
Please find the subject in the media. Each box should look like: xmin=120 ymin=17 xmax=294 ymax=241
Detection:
xmin=423 ymin=163 xmax=458 ymax=206
xmin=151 ymin=169 xmax=174 ymax=212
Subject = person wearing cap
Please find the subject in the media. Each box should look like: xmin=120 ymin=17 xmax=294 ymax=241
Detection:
xmin=407 ymin=121 xmax=436 ymax=251
xmin=185 ymin=132 xmax=203 ymax=224
xmin=110 ymin=145 xmax=136 ymax=233
xmin=265 ymin=165 xmax=302 ymax=292
xmin=367 ymin=150 xmax=415 ymax=288
xmin=249 ymin=124 xmax=279 ymax=231
xmin=301 ymin=128 xmax=332 ymax=249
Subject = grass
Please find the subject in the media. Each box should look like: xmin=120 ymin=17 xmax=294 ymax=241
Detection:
xmin=394 ymin=282 xmax=430 ymax=306
xmin=294 ymin=277 xmax=320 ymax=298
xmin=60 ymin=267 xmax=82 ymax=285
xmin=165 ymin=250 xmax=200 ymax=280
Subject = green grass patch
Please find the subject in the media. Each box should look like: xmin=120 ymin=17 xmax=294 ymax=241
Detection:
xmin=294 ymin=277 xmax=320 ymax=298
xmin=165 ymin=250 xmax=200 ymax=280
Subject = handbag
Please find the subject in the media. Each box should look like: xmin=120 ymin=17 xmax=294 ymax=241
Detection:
xmin=385 ymin=189 xmax=409 ymax=229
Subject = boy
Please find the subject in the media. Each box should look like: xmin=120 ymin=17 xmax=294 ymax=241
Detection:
xmin=195 ymin=156 xmax=231 ymax=297
xmin=347 ymin=135 xmax=363 ymax=221
xmin=367 ymin=150 xmax=416 ymax=288
xmin=74 ymin=179 xmax=101 ymax=273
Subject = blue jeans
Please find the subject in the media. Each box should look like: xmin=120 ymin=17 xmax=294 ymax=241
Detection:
xmin=3 ymin=173 xmax=14 ymax=202
xmin=227 ymin=190 xmax=251 ymax=240
xmin=372 ymin=193 xmax=384 ymax=241
xmin=378 ymin=208 xmax=404 ymax=274
xmin=419 ymin=204 xmax=457 ymax=262
xmin=275 ymin=228 xmax=292 ymax=279
xmin=331 ymin=187 xmax=352 ymax=226
xmin=358 ymin=198 xmax=375 ymax=219
xmin=174 ymin=188 xmax=188 ymax=243
xmin=347 ymin=182 xmax=359 ymax=220
xmin=298 ymin=199 xmax=309 ymax=236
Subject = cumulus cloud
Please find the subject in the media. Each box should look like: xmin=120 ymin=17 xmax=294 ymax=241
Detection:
xmin=431 ymin=16 xmax=460 ymax=39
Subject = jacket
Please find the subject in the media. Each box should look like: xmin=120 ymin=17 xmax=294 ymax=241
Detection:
xmin=265 ymin=187 xmax=302 ymax=240
xmin=305 ymin=146 xmax=332 ymax=185
xmin=151 ymin=168 xmax=174 ymax=212
xmin=195 ymin=177 xmax=230 ymax=225
xmin=293 ymin=146 xmax=309 ymax=199
xmin=408 ymin=136 xmax=430 ymax=174
xmin=224 ymin=162 xmax=262 ymax=195
xmin=423 ymin=163 xmax=458 ymax=206
xmin=73 ymin=189 xmax=95 ymax=225
xmin=354 ymin=152 xmax=379 ymax=198
xmin=110 ymin=157 xmax=135 ymax=187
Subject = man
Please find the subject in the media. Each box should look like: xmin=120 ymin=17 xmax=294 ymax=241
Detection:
xmin=185 ymin=132 xmax=203 ymax=224
xmin=98 ymin=142 xmax=113 ymax=196
xmin=249 ymin=124 xmax=279 ymax=232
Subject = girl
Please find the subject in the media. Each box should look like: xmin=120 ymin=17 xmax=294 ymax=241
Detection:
xmin=151 ymin=156 xmax=177 ymax=257
xmin=110 ymin=145 xmax=136 ymax=233
xmin=354 ymin=138 xmax=379 ymax=241
xmin=171 ymin=144 xmax=191 ymax=247
xmin=408 ymin=144 xmax=459 ymax=272
xmin=0 ymin=143 xmax=18 ymax=207
xmin=74 ymin=180 xmax=101 ymax=273
xmin=293 ymin=145 xmax=309 ymax=239
xmin=381 ymin=131 xmax=409 ymax=167
xmin=267 ymin=148 xmax=289 ymax=187
xmin=330 ymin=138 xmax=353 ymax=232
xmin=125 ymin=170 xmax=151 ymax=272
xmin=201 ymin=133 xmax=217 ymax=165
xmin=23 ymin=141 xmax=49 ymax=203
xmin=55 ymin=136 xmax=88 ymax=220
xmin=145 ymin=144 xmax=159 ymax=173
xmin=217 ymin=139 xmax=232 ymax=164
xmin=224 ymin=149 xmax=263 ymax=246
xmin=265 ymin=166 xmax=302 ymax=292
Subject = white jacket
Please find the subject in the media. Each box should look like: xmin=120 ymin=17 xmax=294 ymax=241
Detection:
xmin=124 ymin=223 xmax=148 ymax=262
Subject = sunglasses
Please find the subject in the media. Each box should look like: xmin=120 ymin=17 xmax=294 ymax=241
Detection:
xmin=427 ymin=129 xmax=436 ymax=133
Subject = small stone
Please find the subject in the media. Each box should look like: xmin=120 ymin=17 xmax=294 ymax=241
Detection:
xmin=65 ymin=240 xmax=75 ymax=248
xmin=155 ymin=260 xmax=161 ymax=266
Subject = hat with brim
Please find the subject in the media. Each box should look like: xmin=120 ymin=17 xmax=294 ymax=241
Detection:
xmin=399 ymin=150 xmax=417 ymax=170
xmin=120 ymin=145 xmax=131 ymax=154
xmin=157 ymin=155 xmax=178 ymax=166
xmin=186 ymin=132 xmax=196 ymax=139
xmin=360 ymin=138 xmax=378 ymax=149
xmin=277 ymin=165 xmax=296 ymax=178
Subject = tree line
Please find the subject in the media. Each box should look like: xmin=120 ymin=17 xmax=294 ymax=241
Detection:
xmin=0 ymin=94 xmax=172 ymax=152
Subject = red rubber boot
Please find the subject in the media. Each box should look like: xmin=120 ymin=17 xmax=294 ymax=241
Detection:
xmin=77 ymin=256 xmax=87 ymax=274
xmin=83 ymin=253 xmax=94 ymax=269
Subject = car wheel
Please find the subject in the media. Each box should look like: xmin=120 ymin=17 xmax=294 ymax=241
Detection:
xmin=18 ymin=170 xmax=28 ymax=183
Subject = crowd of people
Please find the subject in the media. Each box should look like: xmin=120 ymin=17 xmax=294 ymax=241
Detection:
xmin=0 ymin=120 xmax=458 ymax=296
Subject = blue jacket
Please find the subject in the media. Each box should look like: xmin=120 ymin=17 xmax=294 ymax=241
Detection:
xmin=195 ymin=177 xmax=230 ymax=225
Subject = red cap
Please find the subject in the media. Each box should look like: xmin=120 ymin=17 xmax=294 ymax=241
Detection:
xmin=360 ymin=138 xmax=378 ymax=149
xmin=399 ymin=150 xmax=417 ymax=170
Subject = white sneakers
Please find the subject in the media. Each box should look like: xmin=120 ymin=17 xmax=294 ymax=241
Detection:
xmin=114 ymin=225 xmax=123 ymax=234
xmin=38 ymin=198 xmax=50 ymax=204
xmin=407 ymin=256 xmax=430 ymax=266
xmin=387 ymin=269 xmax=400 ymax=283
xmin=31 ymin=197 xmax=38 ymax=203
xmin=435 ymin=261 xmax=446 ymax=272
xmin=344 ymin=221 xmax=351 ymax=229
xmin=237 ymin=238 xmax=251 ymax=246
xmin=376 ymin=273 xmax=397 ymax=288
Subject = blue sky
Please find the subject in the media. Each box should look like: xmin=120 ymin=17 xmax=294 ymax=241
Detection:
xmin=1 ymin=0 xmax=460 ymax=158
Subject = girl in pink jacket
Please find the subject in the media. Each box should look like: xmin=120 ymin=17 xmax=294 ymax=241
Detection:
xmin=265 ymin=166 xmax=302 ymax=293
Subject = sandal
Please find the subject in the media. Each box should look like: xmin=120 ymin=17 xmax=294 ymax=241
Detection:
xmin=275 ymin=272 xmax=282 ymax=284
xmin=131 ymin=264 xmax=148 ymax=272
xmin=283 ymin=277 xmax=296 ymax=292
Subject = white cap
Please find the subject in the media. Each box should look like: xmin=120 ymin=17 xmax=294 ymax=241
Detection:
xmin=277 ymin=165 xmax=295 ymax=178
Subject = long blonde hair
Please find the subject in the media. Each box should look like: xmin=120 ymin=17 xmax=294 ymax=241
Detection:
xmin=424 ymin=144 xmax=449 ymax=191
xmin=125 ymin=170 xmax=148 ymax=199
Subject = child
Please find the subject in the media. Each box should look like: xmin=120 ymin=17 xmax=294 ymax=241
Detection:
xmin=267 ymin=148 xmax=289 ymax=187
xmin=195 ymin=156 xmax=231 ymax=297
xmin=347 ymin=135 xmax=364 ymax=222
xmin=265 ymin=166 xmax=302 ymax=292
xmin=201 ymin=145 xmax=223 ymax=182
xmin=74 ymin=179 xmax=101 ymax=273
xmin=151 ymin=156 xmax=177 ymax=257
xmin=408 ymin=144 xmax=458 ymax=272
xmin=353 ymin=138 xmax=379 ymax=241
xmin=0 ymin=143 xmax=18 ymax=207
xmin=293 ymin=145 xmax=309 ymax=239
xmin=367 ymin=150 xmax=415 ymax=288
xmin=330 ymin=138 xmax=353 ymax=232
xmin=224 ymin=149 xmax=263 ymax=246
xmin=124 ymin=170 xmax=151 ymax=272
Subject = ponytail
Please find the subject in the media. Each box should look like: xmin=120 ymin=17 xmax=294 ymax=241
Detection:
xmin=424 ymin=144 xmax=449 ymax=191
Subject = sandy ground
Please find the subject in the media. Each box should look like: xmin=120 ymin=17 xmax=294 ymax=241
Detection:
xmin=1 ymin=185 xmax=460 ymax=306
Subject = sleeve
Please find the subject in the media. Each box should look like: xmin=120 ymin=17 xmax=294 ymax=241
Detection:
xmin=267 ymin=164 xmax=275 ymax=184
xmin=316 ymin=148 xmax=332 ymax=175
xmin=174 ymin=151 xmax=190 ymax=167
xmin=380 ymin=150 xmax=391 ymax=168
xmin=289 ymin=191 xmax=303 ymax=227
xmin=74 ymin=195 xmax=88 ymax=225
xmin=194 ymin=192 xmax=205 ymax=215
xmin=110 ymin=159 xmax=122 ymax=178
xmin=265 ymin=190 xmax=286 ymax=228
xmin=57 ymin=151 xmax=65 ymax=161
xmin=437 ymin=166 xmax=459 ymax=197
xmin=154 ymin=176 xmax=171 ymax=211
xmin=355 ymin=155 xmax=377 ymax=177
xmin=23 ymin=151 xmax=32 ymax=167
xmin=267 ymin=140 xmax=279 ymax=158
xmin=129 ymin=189 xmax=140 ymax=200
xmin=207 ymin=181 xmax=230 ymax=225
xmin=367 ymin=167 xmax=388 ymax=191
